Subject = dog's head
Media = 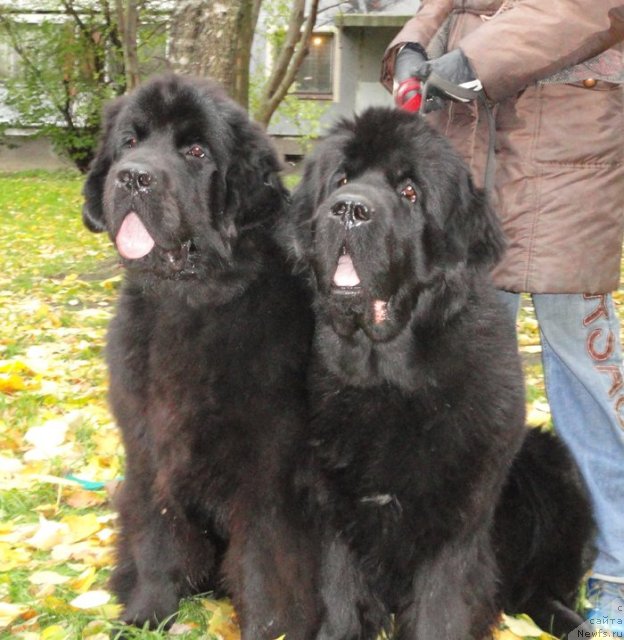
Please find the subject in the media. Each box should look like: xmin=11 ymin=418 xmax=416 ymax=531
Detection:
xmin=289 ymin=107 xmax=504 ymax=341
xmin=83 ymin=74 xmax=285 ymax=285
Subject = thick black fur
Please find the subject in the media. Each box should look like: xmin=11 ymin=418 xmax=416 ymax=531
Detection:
xmin=82 ymin=74 xmax=319 ymax=639
xmin=495 ymin=427 xmax=595 ymax=637
xmin=288 ymin=107 xmax=593 ymax=639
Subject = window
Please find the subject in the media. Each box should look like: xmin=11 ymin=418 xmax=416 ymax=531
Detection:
xmin=0 ymin=32 xmax=24 ymax=80
xmin=295 ymin=33 xmax=333 ymax=97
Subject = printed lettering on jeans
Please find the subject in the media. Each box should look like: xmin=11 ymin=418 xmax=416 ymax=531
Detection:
xmin=583 ymin=294 xmax=624 ymax=430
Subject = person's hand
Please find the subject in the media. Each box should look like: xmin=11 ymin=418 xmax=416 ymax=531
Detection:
xmin=424 ymin=49 xmax=483 ymax=104
xmin=394 ymin=47 xmax=483 ymax=113
xmin=393 ymin=44 xmax=429 ymax=112
xmin=394 ymin=44 xmax=428 ymax=83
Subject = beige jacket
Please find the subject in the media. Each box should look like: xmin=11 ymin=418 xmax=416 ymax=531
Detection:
xmin=382 ymin=0 xmax=624 ymax=293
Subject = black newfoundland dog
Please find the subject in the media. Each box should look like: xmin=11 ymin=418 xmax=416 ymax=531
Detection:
xmin=82 ymin=75 xmax=319 ymax=638
xmin=288 ymin=107 xmax=593 ymax=639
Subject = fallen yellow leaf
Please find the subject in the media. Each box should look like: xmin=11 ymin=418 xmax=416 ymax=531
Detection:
xmin=31 ymin=582 xmax=58 ymax=599
xmin=0 ymin=373 xmax=27 ymax=393
xmin=170 ymin=622 xmax=197 ymax=635
xmin=69 ymin=590 xmax=111 ymax=610
xmin=0 ymin=359 xmax=35 ymax=375
xmin=519 ymin=345 xmax=542 ymax=355
xmin=495 ymin=630 xmax=523 ymax=640
xmin=68 ymin=566 xmax=97 ymax=593
xmin=40 ymin=624 xmax=70 ymax=640
xmin=0 ymin=457 xmax=25 ymax=482
xmin=502 ymin=613 xmax=546 ymax=638
xmin=0 ymin=602 xmax=29 ymax=628
xmin=101 ymin=274 xmax=123 ymax=290
xmin=29 ymin=570 xmax=71 ymax=586
xmin=64 ymin=487 xmax=107 ymax=509
xmin=41 ymin=595 xmax=73 ymax=615
xmin=81 ymin=619 xmax=108 ymax=637
xmin=27 ymin=515 xmax=68 ymax=551
xmin=204 ymin=599 xmax=240 ymax=640
xmin=23 ymin=412 xmax=84 ymax=462
xmin=526 ymin=400 xmax=551 ymax=427
xmin=51 ymin=540 xmax=114 ymax=567
xmin=98 ymin=603 xmax=123 ymax=620
xmin=0 ymin=540 xmax=33 ymax=570
xmin=60 ymin=513 xmax=102 ymax=543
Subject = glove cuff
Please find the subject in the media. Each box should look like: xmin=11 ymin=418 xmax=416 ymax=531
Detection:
xmin=401 ymin=42 xmax=428 ymax=60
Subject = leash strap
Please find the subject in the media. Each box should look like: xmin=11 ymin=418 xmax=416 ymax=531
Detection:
xmin=419 ymin=78 xmax=497 ymax=195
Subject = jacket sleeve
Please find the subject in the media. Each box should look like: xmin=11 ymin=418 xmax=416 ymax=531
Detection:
xmin=380 ymin=0 xmax=454 ymax=91
xmin=459 ymin=1 xmax=624 ymax=101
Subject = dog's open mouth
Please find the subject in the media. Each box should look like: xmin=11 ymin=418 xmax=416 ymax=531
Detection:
xmin=331 ymin=244 xmax=389 ymax=325
xmin=332 ymin=244 xmax=362 ymax=293
xmin=116 ymin=212 xmax=198 ymax=275
xmin=116 ymin=212 xmax=155 ymax=260
xmin=164 ymin=240 xmax=198 ymax=273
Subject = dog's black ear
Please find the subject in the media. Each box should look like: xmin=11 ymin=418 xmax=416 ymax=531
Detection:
xmin=221 ymin=114 xmax=288 ymax=237
xmin=285 ymin=156 xmax=322 ymax=262
xmin=82 ymin=96 xmax=127 ymax=233
xmin=287 ymin=139 xmax=343 ymax=263
xmin=451 ymin=171 xmax=505 ymax=268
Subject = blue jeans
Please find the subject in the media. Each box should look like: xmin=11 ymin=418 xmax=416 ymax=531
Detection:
xmin=498 ymin=291 xmax=624 ymax=581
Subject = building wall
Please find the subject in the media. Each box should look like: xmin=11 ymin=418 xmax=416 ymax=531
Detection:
xmin=350 ymin=26 xmax=400 ymax=113
xmin=269 ymin=23 xmax=401 ymax=154
xmin=0 ymin=133 xmax=73 ymax=171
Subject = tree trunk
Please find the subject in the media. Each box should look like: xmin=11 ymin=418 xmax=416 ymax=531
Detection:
xmin=169 ymin=0 xmax=256 ymax=106
xmin=115 ymin=0 xmax=141 ymax=91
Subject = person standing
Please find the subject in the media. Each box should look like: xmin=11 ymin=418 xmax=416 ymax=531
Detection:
xmin=381 ymin=0 xmax=624 ymax=633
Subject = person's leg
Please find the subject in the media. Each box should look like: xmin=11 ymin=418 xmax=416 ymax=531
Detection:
xmin=532 ymin=293 xmax=624 ymax=627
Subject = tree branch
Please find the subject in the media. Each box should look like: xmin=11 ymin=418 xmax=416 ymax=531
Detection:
xmin=261 ymin=0 xmax=305 ymax=101
xmin=254 ymin=0 xmax=320 ymax=126
xmin=251 ymin=0 xmax=263 ymax=35
xmin=60 ymin=0 xmax=90 ymax=40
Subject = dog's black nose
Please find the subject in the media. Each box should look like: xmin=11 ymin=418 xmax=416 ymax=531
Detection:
xmin=330 ymin=199 xmax=372 ymax=228
xmin=117 ymin=166 xmax=154 ymax=190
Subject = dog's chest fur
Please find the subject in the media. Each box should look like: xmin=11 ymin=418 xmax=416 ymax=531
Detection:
xmin=107 ymin=265 xmax=312 ymax=515
xmin=305 ymin=303 xmax=526 ymax=565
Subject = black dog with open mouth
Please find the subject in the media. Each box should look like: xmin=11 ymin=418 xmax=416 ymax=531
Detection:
xmin=288 ymin=107 xmax=593 ymax=639
xmin=82 ymin=74 xmax=318 ymax=638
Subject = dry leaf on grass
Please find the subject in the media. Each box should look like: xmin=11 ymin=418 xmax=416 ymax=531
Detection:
xmin=28 ymin=570 xmax=71 ymax=586
xmin=0 ymin=602 xmax=30 ymax=628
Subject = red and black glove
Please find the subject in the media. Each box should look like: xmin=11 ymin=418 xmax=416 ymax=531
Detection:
xmin=393 ymin=43 xmax=429 ymax=112
xmin=394 ymin=45 xmax=483 ymax=113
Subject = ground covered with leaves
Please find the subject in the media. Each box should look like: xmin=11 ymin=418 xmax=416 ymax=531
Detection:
xmin=0 ymin=171 xmax=613 ymax=639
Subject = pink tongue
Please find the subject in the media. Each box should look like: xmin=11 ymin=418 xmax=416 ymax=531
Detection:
xmin=115 ymin=212 xmax=155 ymax=260
xmin=333 ymin=254 xmax=361 ymax=287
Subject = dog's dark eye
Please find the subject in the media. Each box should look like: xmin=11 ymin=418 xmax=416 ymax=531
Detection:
xmin=124 ymin=137 xmax=137 ymax=149
xmin=400 ymin=184 xmax=418 ymax=204
xmin=187 ymin=144 xmax=206 ymax=159
xmin=337 ymin=176 xmax=348 ymax=187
